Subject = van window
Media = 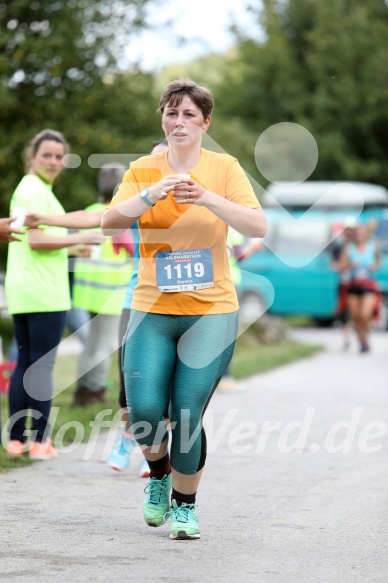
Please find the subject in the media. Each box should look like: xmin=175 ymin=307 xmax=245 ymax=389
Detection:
xmin=274 ymin=221 xmax=329 ymax=255
xmin=263 ymin=181 xmax=388 ymax=210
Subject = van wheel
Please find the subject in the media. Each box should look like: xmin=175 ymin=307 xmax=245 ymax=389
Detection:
xmin=314 ymin=317 xmax=335 ymax=328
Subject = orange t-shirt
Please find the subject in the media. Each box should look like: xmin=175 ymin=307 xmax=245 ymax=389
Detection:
xmin=110 ymin=148 xmax=260 ymax=315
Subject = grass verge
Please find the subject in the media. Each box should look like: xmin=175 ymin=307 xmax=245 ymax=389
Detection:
xmin=231 ymin=339 xmax=321 ymax=379
xmin=0 ymin=336 xmax=322 ymax=470
xmin=0 ymin=448 xmax=34 ymax=472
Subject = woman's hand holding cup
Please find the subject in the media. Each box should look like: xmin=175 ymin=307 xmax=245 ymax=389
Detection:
xmin=149 ymin=174 xmax=192 ymax=202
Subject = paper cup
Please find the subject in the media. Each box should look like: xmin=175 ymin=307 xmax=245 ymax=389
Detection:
xmin=10 ymin=207 xmax=27 ymax=229
xmin=90 ymin=245 xmax=101 ymax=260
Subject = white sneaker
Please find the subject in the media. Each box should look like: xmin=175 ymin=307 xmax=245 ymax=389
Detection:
xmin=106 ymin=431 xmax=136 ymax=472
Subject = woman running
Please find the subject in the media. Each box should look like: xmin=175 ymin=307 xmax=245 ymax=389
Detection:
xmin=102 ymin=80 xmax=266 ymax=539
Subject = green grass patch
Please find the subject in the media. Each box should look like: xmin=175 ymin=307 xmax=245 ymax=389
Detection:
xmin=0 ymin=448 xmax=33 ymax=472
xmin=50 ymin=354 xmax=121 ymax=444
xmin=0 ymin=335 xmax=323 ymax=470
xmin=0 ymin=314 xmax=15 ymax=356
xmin=0 ymin=353 xmax=121 ymax=470
xmin=231 ymin=339 xmax=322 ymax=379
xmin=282 ymin=315 xmax=315 ymax=327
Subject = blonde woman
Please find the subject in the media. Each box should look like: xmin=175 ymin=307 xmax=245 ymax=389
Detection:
xmin=5 ymin=129 xmax=104 ymax=459
xmin=339 ymin=223 xmax=381 ymax=352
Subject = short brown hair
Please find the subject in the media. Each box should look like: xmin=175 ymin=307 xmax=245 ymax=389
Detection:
xmin=158 ymin=79 xmax=214 ymax=120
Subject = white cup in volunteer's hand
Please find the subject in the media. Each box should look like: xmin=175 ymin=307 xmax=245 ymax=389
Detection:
xmin=90 ymin=245 xmax=102 ymax=260
xmin=10 ymin=207 xmax=27 ymax=229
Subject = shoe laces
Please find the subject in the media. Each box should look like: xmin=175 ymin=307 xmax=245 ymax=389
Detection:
xmin=144 ymin=476 xmax=170 ymax=505
xmin=164 ymin=502 xmax=199 ymax=524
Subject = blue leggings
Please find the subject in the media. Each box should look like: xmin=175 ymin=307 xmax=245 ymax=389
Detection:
xmin=9 ymin=311 xmax=66 ymax=443
xmin=122 ymin=310 xmax=238 ymax=475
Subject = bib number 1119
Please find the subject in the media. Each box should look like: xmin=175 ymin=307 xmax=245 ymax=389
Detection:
xmin=155 ymin=248 xmax=214 ymax=292
xmin=164 ymin=262 xmax=204 ymax=280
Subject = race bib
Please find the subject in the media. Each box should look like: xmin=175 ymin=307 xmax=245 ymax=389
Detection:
xmin=155 ymin=248 xmax=214 ymax=292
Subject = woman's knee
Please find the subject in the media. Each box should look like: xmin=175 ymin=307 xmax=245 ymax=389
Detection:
xmin=127 ymin=402 xmax=165 ymax=437
xmin=360 ymin=312 xmax=373 ymax=324
xmin=130 ymin=414 xmax=167 ymax=447
xmin=129 ymin=401 xmax=163 ymax=422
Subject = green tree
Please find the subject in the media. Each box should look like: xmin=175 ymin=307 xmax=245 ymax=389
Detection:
xmin=0 ymin=1 xmax=159 ymax=204
xmin=211 ymin=0 xmax=388 ymax=187
xmin=0 ymin=0 xmax=163 ymax=268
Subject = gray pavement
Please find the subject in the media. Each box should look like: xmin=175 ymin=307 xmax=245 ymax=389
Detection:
xmin=1 ymin=327 xmax=387 ymax=582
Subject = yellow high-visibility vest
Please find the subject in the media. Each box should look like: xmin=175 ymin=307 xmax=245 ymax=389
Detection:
xmin=72 ymin=203 xmax=134 ymax=315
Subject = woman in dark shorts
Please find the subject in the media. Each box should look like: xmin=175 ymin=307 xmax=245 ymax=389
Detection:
xmin=339 ymin=224 xmax=381 ymax=352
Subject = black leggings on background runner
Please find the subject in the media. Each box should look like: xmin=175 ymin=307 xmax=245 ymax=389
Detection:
xmin=118 ymin=308 xmax=131 ymax=409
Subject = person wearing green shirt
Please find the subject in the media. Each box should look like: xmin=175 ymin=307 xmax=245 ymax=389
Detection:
xmin=5 ymin=129 xmax=104 ymax=460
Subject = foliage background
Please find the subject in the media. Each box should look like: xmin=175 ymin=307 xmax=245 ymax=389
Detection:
xmin=1 ymin=0 xmax=388 ymax=268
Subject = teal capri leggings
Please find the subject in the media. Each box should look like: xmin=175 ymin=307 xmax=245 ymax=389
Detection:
xmin=122 ymin=309 xmax=238 ymax=475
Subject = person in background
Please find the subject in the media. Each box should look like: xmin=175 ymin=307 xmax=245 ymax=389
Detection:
xmin=71 ymin=164 xmax=134 ymax=407
xmin=1 ymin=216 xmax=25 ymax=360
xmin=4 ymin=129 xmax=104 ymax=460
xmin=107 ymin=138 xmax=169 ymax=478
xmin=0 ymin=215 xmax=24 ymax=363
xmin=102 ymin=79 xmax=266 ymax=540
xmin=30 ymin=142 xmax=163 ymax=469
xmin=65 ymin=243 xmax=91 ymax=346
xmin=338 ymin=223 xmax=381 ymax=352
xmin=330 ymin=218 xmax=357 ymax=351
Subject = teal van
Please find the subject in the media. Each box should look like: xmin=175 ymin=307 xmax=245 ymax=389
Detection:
xmin=238 ymin=182 xmax=388 ymax=329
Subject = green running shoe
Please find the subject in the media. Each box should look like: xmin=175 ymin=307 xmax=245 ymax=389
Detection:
xmin=166 ymin=500 xmax=201 ymax=540
xmin=143 ymin=473 xmax=172 ymax=527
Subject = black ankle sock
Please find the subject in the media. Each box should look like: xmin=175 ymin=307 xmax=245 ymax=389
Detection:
xmin=171 ymin=488 xmax=196 ymax=506
xmin=148 ymin=453 xmax=171 ymax=479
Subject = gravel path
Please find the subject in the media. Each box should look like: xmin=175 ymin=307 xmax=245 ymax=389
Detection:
xmin=1 ymin=327 xmax=387 ymax=582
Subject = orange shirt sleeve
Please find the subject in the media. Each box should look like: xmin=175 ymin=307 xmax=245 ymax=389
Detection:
xmin=225 ymin=159 xmax=261 ymax=208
